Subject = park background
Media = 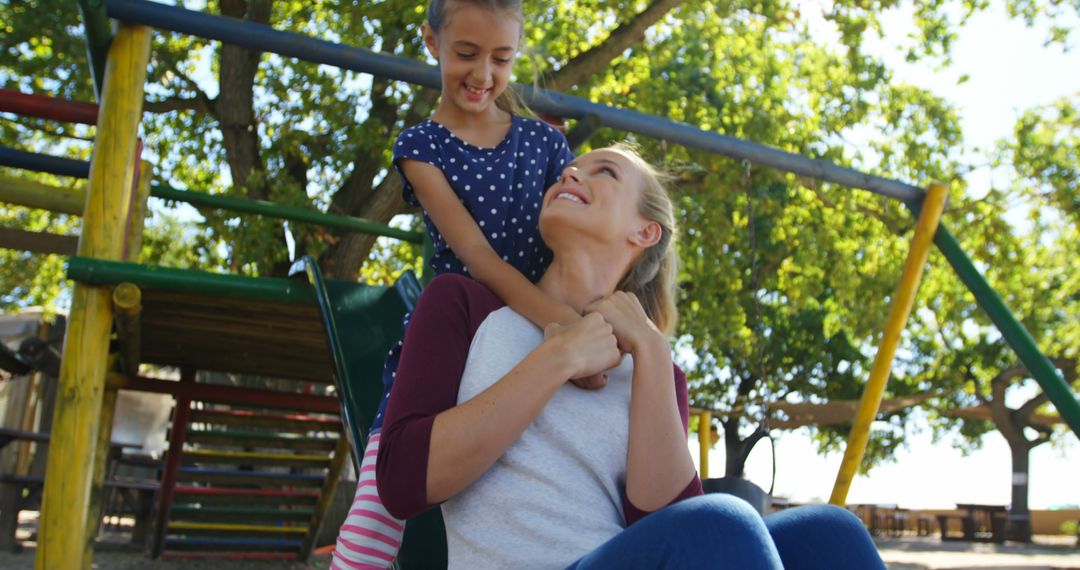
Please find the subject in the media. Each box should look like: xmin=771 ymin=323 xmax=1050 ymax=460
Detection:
xmin=2 ymin=0 xmax=1078 ymax=528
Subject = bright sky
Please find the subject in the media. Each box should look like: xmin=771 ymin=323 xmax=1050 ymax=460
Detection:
xmin=693 ymin=1 xmax=1080 ymax=511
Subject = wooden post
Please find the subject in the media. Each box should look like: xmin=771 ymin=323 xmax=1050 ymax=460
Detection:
xmin=36 ymin=24 xmax=151 ymax=570
xmin=83 ymin=380 xmax=119 ymax=568
xmin=698 ymin=411 xmax=711 ymax=479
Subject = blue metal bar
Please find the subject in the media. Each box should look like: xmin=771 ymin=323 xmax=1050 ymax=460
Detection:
xmin=0 ymin=146 xmax=91 ymax=178
xmin=104 ymin=0 xmax=925 ymax=204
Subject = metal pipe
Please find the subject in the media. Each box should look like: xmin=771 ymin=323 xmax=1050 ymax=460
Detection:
xmin=67 ymin=256 xmax=317 ymax=304
xmin=104 ymin=0 xmax=925 ymax=204
xmin=37 ymin=24 xmax=152 ymax=570
xmin=906 ymin=205 xmax=1080 ymax=438
xmin=0 ymin=174 xmax=86 ymax=215
xmin=74 ymin=0 xmax=114 ymax=99
xmin=0 ymin=88 xmax=99 ymax=125
xmin=830 ymin=182 xmax=949 ymax=507
xmin=0 ymin=146 xmax=91 ymax=179
xmin=0 ymin=148 xmax=422 ymax=243
xmin=151 ymin=184 xmax=423 ymax=244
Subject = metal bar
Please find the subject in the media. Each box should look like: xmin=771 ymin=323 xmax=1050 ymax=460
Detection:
xmin=0 ymin=173 xmax=86 ymax=215
xmin=0 ymin=146 xmax=90 ymax=179
xmin=829 ymin=182 xmax=949 ymax=507
xmin=697 ymin=411 xmax=711 ymax=479
xmin=0 ymin=227 xmax=79 ymax=256
xmin=67 ymin=256 xmax=317 ymax=304
xmin=299 ymin=436 xmax=350 ymax=559
xmin=151 ymin=184 xmax=424 ymax=244
xmin=107 ymin=372 xmax=341 ymax=414
xmin=36 ymin=24 xmax=151 ymax=570
xmin=74 ymin=0 xmax=114 ymax=99
xmin=151 ymin=369 xmax=194 ymax=558
xmin=104 ymin=0 xmax=925 ymax=204
xmin=906 ymin=207 xmax=1080 ymax=438
xmin=0 ymin=149 xmax=423 ymax=243
xmin=0 ymin=88 xmax=99 ymax=125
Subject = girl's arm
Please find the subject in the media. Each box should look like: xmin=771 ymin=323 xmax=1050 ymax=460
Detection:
xmin=401 ymin=159 xmax=581 ymax=328
xmin=585 ymin=293 xmax=699 ymax=513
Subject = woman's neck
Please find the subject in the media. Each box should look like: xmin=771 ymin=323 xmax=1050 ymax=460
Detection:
xmin=537 ymin=247 xmax=629 ymax=314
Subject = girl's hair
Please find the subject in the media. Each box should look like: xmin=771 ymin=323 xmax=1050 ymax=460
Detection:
xmin=426 ymin=0 xmax=531 ymax=116
xmin=607 ymin=142 xmax=680 ymax=336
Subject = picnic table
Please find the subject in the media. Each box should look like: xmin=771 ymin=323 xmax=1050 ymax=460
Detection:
xmin=937 ymin=503 xmax=1007 ymax=543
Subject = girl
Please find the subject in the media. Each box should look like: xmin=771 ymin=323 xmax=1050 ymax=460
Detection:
xmin=333 ymin=1 xmax=589 ymax=567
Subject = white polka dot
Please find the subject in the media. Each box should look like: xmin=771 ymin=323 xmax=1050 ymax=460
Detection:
xmin=465 ymin=185 xmax=471 ymax=191
xmin=500 ymin=174 xmax=506 ymax=179
xmin=479 ymin=221 xmax=485 ymax=227
xmin=430 ymin=144 xmax=436 ymax=150
xmin=528 ymin=237 xmax=534 ymax=243
xmin=479 ymin=196 xmax=484 ymax=202
xmin=519 ymin=251 xmax=525 ymax=256
xmin=511 ymin=218 xmax=517 ymax=223
xmin=412 ymin=150 xmax=419 ymax=155
xmin=463 ymin=165 xmax=469 ymax=170
xmin=450 ymin=158 xmax=456 ymax=163
xmin=491 ymin=208 xmax=497 ymax=214
xmin=452 ymin=175 xmax=458 ymax=181
xmin=491 ymin=233 xmax=498 ymax=239
xmin=477 ymin=174 xmax=482 ymax=179
xmin=490 ymin=185 xmax=496 ymax=191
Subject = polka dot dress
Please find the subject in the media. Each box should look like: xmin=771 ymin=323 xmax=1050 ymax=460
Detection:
xmin=369 ymin=115 xmax=574 ymax=433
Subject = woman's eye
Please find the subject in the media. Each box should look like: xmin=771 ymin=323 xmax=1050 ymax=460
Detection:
xmin=597 ymin=166 xmax=617 ymax=178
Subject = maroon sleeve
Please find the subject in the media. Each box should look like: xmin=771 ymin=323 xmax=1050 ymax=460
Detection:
xmin=376 ymin=274 xmax=504 ymax=520
xmin=622 ymin=364 xmax=704 ymax=525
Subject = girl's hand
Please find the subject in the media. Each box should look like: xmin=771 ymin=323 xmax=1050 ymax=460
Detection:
xmin=584 ymin=292 xmax=664 ymax=355
xmin=543 ymin=313 xmax=621 ymax=382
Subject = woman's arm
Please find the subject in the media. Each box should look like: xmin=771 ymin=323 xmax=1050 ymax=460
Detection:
xmin=401 ymin=159 xmax=581 ymax=328
xmin=427 ymin=313 xmax=619 ymax=502
xmin=377 ymin=276 xmax=621 ymax=519
xmin=585 ymin=292 xmax=698 ymax=512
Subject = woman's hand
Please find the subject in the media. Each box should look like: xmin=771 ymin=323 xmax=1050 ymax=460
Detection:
xmin=584 ymin=291 xmax=664 ymax=355
xmin=543 ymin=312 xmax=622 ymax=382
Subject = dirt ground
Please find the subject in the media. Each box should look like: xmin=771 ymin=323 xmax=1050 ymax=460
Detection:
xmin=1 ymin=535 xmax=1077 ymax=569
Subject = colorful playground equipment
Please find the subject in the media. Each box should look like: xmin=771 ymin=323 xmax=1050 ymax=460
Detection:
xmin=1 ymin=0 xmax=1078 ymax=568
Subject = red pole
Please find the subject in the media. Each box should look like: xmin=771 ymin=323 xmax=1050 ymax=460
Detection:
xmin=0 ymin=88 xmax=99 ymax=125
xmin=151 ymin=368 xmax=195 ymax=558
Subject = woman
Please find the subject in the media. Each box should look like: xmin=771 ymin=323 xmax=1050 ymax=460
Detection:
xmin=376 ymin=144 xmax=886 ymax=569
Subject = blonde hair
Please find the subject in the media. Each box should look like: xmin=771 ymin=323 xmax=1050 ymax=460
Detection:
xmin=426 ymin=0 xmax=533 ymax=116
xmin=606 ymin=142 xmax=679 ymax=335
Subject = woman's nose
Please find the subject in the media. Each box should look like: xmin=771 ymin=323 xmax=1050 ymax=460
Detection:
xmin=560 ymin=166 xmax=582 ymax=184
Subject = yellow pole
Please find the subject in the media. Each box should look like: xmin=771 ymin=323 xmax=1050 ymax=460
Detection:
xmin=36 ymin=24 xmax=151 ymax=570
xmin=829 ymin=182 xmax=949 ymax=506
xmin=698 ymin=411 xmax=711 ymax=479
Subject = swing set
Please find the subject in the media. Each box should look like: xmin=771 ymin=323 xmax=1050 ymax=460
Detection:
xmin=1 ymin=0 xmax=1078 ymax=567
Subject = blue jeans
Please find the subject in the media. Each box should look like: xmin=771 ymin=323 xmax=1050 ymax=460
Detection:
xmin=567 ymin=495 xmax=885 ymax=570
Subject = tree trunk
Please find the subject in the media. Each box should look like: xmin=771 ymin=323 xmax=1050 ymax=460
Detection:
xmin=1007 ymin=443 xmax=1032 ymax=542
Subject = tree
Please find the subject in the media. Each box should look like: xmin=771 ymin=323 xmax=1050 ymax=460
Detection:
xmin=2 ymin=1 xmax=1078 ymax=490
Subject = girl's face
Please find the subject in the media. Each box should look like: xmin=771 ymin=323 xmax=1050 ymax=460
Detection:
xmin=423 ymin=3 xmax=521 ymax=118
xmin=540 ymin=149 xmax=657 ymax=252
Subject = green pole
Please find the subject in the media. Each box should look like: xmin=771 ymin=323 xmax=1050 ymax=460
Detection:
xmin=909 ymin=203 xmax=1080 ymax=437
xmin=150 ymin=184 xmax=424 ymax=244
xmin=67 ymin=256 xmax=318 ymax=304
xmin=74 ymin=0 xmax=113 ymax=99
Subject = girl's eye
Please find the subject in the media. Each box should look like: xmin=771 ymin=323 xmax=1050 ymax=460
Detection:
xmin=597 ymin=166 xmax=617 ymax=178
xmin=494 ymin=57 xmax=512 ymax=65
xmin=456 ymin=52 xmax=476 ymax=59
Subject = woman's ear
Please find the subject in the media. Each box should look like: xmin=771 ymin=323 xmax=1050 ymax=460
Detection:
xmin=629 ymin=220 xmax=662 ymax=249
xmin=421 ymin=23 xmax=439 ymax=61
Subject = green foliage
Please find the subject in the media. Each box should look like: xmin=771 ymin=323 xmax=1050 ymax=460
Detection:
xmin=2 ymin=0 xmax=1078 ymax=475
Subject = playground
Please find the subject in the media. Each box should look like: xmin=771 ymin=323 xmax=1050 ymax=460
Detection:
xmin=2 ymin=0 xmax=1079 ymax=568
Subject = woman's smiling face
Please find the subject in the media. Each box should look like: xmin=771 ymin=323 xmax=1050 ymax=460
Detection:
xmin=423 ymin=2 xmax=521 ymax=118
xmin=540 ymin=149 xmax=650 ymax=249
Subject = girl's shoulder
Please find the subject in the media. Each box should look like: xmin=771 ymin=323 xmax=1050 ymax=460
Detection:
xmin=514 ymin=116 xmax=568 ymax=141
xmin=394 ymin=120 xmax=439 ymax=146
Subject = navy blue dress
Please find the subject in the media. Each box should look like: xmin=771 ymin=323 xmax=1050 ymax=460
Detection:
xmin=369 ymin=115 xmax=574 ymax=433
